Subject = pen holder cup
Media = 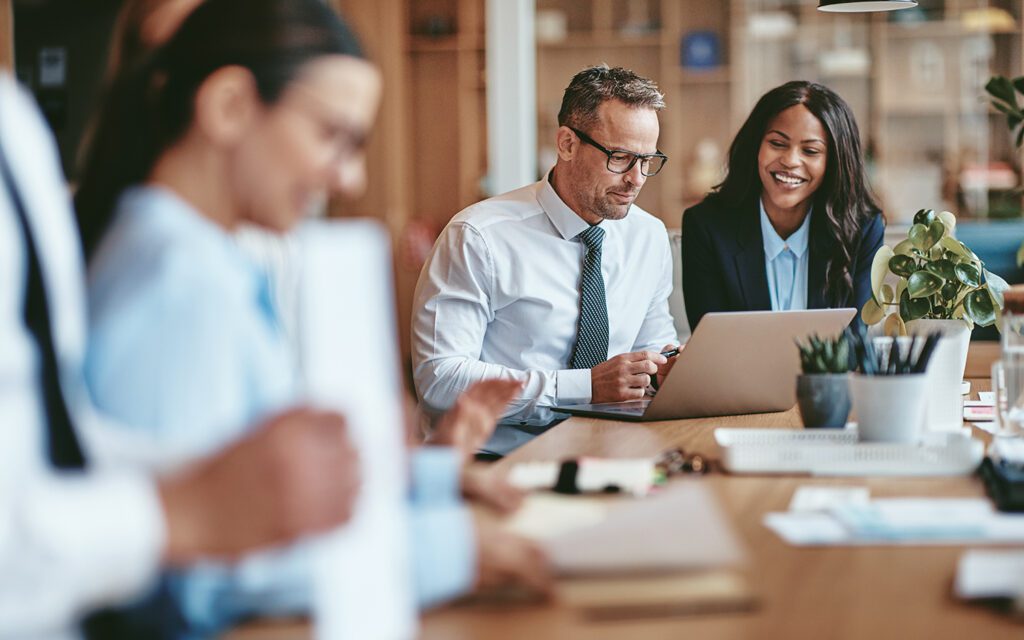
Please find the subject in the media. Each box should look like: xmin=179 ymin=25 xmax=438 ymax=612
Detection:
xmin=849 ymin=373 xmax=928 ymax=443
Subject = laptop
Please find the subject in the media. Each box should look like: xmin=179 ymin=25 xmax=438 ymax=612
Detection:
xmin=552 ymin=308 xmax=856 ymax=422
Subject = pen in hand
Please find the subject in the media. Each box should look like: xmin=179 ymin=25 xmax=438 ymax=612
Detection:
xmin=651 ymin=346 xmax=681 ymax=390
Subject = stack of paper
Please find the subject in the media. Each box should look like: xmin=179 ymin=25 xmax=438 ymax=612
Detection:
xmin=955 ymin=550 xmax=1024 ymax=604
xmin=766 ymin=492 xmax=1024 ymax=546
xmin=505 ymin=484 xmax=756 ymax=618
xmin=965 ymin=391 xmax=996 ymax=431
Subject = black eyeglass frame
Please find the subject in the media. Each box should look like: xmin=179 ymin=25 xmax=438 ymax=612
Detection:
xmin=568 ymin=126 xmax=668 ymax=177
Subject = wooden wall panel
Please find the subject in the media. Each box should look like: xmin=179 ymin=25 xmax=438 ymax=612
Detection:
xmin=0 ymin=0 xmax=13 ymax=71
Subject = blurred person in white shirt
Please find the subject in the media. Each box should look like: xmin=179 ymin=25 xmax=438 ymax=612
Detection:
xmin=0 ymin=72 xmax=360 ymax=639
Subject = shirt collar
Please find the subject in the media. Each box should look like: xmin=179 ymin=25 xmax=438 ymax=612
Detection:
xmin=759 ymin=198 xmax=811 ymax=260
xmin=536 ymin=169 xmax=598 ymax=241
xmin=116 ymin=185 xmax=270 ymax=305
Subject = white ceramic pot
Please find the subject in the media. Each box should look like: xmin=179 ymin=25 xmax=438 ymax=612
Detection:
xmin=849 ymin=373 xmax=929 ymax=443
xmin=904 ymin=318 xmax=970 ymax=432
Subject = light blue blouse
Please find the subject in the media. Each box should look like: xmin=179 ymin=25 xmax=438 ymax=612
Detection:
xmin=85 ymin=186 xmax=474 ymax=636
xmin=759 ymin=199 xmax=810 ymax=312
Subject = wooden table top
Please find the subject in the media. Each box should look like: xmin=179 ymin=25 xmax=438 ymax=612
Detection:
xmin=417 ymin=377 xmax=1024 ymax=640
xmin=230 ymin=366 xmax=1022 ymax=640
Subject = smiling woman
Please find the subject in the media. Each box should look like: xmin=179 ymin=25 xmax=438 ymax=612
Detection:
xmin=680 ymin=80 xmax=885 ymax=331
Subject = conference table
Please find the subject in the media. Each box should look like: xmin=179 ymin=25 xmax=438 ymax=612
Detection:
xmin=419 ymin=385 xmax=1024 ymax=640
xmin=233 ymin=344 xmax=1022 ymax=639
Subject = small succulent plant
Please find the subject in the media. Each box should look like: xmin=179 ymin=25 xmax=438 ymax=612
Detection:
xmin=796 ymin=333 xmax=850 ymax=375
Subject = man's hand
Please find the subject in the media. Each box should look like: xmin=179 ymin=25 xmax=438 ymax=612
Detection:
xmin=462 ymin=466 xmax=524 ymax=515
xmin=590 ymin=351 xmax=667 ymax=403
xmin=655 ymin=343 xmax=682 ymax=389
xmin=431 ymin=379 xmax=523 ymax=460
xmin=159 ymin=408 xmax=360 ymax=564
xmin=473 ymin=514 xmax=553 ymax=598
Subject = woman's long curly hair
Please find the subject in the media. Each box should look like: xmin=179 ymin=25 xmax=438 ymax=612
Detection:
xmin=707 ymin=80 xmax=880 ymax=306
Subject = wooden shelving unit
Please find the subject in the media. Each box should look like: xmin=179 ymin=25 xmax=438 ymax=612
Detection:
xmin=535 ymin=0 xmax=732 ymax=227
xmin=337 ymin=0 xmax=1024 ymax=365
xmin=346 ymin=0 xmax=1022 ymax=237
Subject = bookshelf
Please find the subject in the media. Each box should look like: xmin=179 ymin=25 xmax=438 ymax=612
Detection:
xmin=535 ymin=0 xmax=733 ymax=227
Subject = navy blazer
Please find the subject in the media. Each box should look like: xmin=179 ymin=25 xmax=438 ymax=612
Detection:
xmin=680 ymin=196 xmax=885 ymax=332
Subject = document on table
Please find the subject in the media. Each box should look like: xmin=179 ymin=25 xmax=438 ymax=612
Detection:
xmin=509 ymin=483 xmax=746 ymax=575
xmin=955 ymin=550 xmax=1024 ymax=599
xmin=766 ymin=489 xmax=1024 ymax=546
xmin=788 ymin=486 xmax=870 ymax=512
xmin=505 ymin=484 xmax=755 ymax=619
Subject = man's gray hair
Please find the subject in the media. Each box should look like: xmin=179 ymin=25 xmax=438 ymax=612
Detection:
xmin=557 ymin=64 xmax=665 ymax=130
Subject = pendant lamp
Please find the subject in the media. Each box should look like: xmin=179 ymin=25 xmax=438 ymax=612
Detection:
xmin=818 ymin=0 xmax=917 ymax=12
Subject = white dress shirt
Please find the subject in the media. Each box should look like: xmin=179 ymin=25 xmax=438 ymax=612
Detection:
xmin=759 ymin=199 xmax=810 ymax=312
xmin=0 ymin=75 xmax=164 ymax=639
xmin=412 ymin=173 xmax=678 ymax=454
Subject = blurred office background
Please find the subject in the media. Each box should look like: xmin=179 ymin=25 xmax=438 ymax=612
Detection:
xmin=2 ymin=0 xmax=1023 ymax=350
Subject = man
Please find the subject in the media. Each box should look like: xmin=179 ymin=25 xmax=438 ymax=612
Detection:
xmin=0 ymin=73 xmax=360 ymax=638
xmin=412 ymin=65 xmax=681 ymax=455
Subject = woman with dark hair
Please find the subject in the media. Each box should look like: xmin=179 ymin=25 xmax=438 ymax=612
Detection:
xmin=78 ymin=0 xmax=548 ymax=635
xmin=680 ymin=80 xmax=884 ymax=331
xmin=74 ymin=0 xmax=370 ymax=257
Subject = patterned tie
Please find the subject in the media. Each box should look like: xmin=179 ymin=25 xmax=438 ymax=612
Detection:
xmin=569 ymin=225 xmax=609 ymax=369
xmin=0 ymin=144 xmax=185 ymax=639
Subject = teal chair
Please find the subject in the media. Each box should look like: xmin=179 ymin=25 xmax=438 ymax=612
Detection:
xmin=956 ymin=220 xmax=1024 ymax=340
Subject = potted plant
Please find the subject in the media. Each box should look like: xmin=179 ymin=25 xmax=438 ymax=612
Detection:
xmin=861 ymin=208 xmax=1009 ymax=334
xmin=861 ymin=208 xmax=1009 ymax=430
xmin=795 ymin=333 xmax=851 ymax=429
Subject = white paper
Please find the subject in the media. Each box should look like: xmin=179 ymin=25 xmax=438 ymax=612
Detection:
xmin=973 ymin=421 xmax=1001 ymax=435
xmin=788 ymin=486 xmax=870 ymax=513
xmin=955 ymin=550 xmax=1024 ymax=598
xmin=545 ymin=484 xmax=745 ymax=576
xmin=506 ymin=461 xmax=560 ymax=492
xmin=299 ymin=221 xmax=415 ymax=640
xmin=979 ymin=391 xmax=995 ymax=404
xmin=505 ymin=494 xmax=609 ymax=540
xmin=764 ymin=512 xmax=851 ymax=545
xmin=766 ymin=498 xmax=1024 ymax=546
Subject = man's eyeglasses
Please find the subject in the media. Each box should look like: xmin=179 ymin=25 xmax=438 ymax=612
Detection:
xmin=569 ymin=126 xmax=668 ymax=177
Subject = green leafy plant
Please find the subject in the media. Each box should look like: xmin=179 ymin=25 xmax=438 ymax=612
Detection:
xmin=986 ymin=75 xmax=1024 ymax=148
xmin=861 ymin=209 xmax=1009 ymax=335
xmin=984 ymin=75 xmax=1024 ymax=266
xmin=796 ymin=333 xmax=850 ymax=374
